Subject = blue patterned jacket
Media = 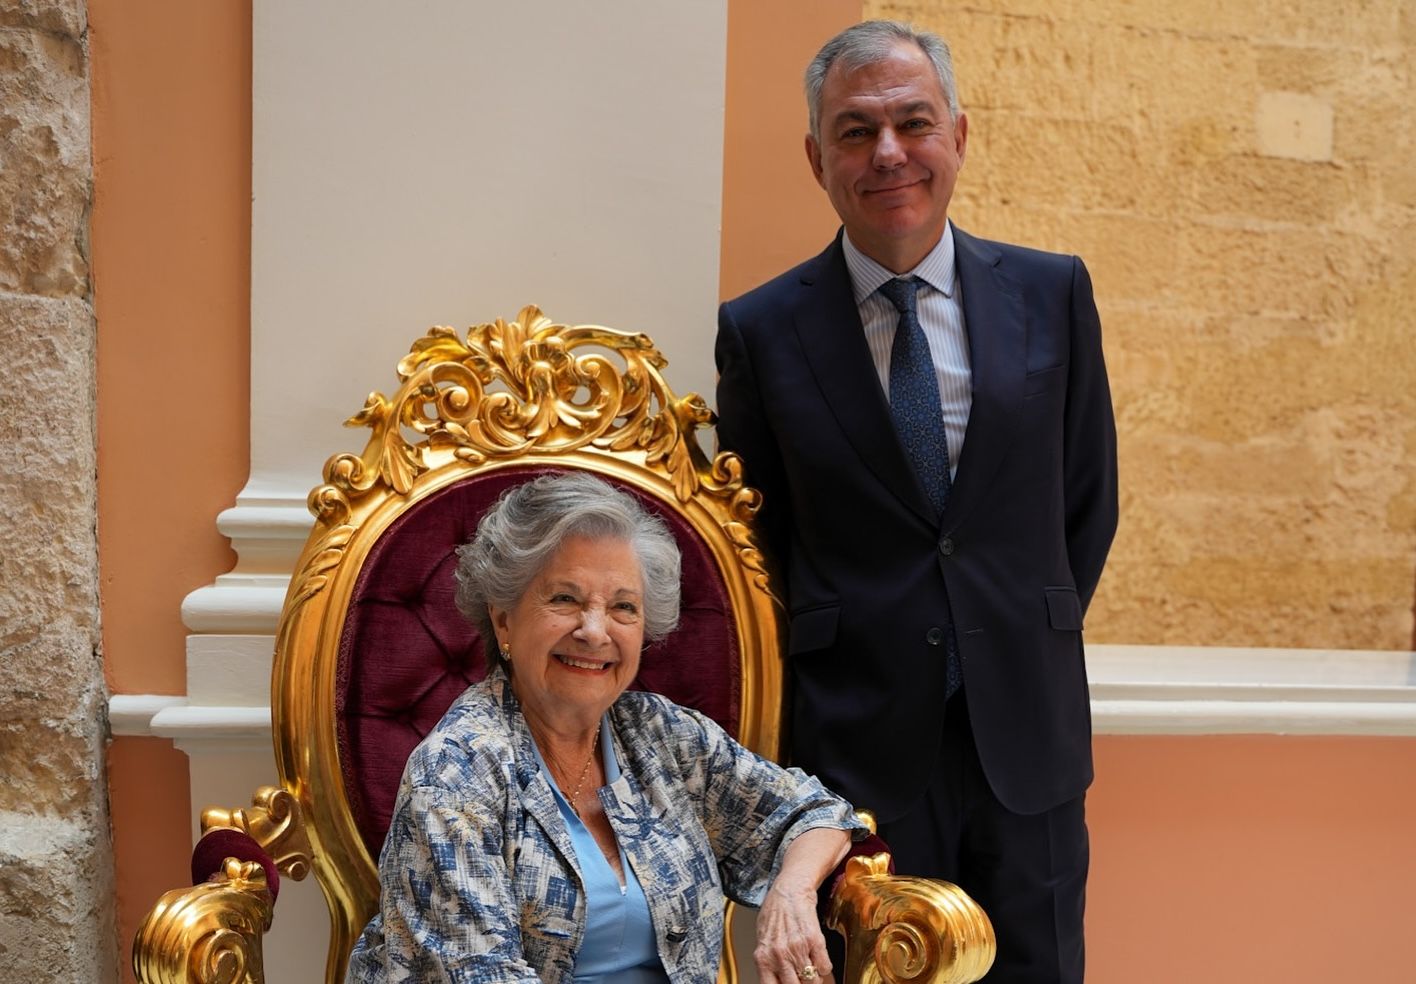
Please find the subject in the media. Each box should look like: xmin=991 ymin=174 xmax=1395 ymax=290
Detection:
xmin=345 ymin=671 xmax=865 ymax=983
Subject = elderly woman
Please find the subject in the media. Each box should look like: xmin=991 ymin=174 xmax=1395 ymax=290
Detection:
xmin=346 ymin=472 xmax=866 ymax=984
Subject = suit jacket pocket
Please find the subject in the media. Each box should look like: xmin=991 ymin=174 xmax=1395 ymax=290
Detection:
xmin=1024 ymin=363 xmax=1066 ymax=398
xmin=1044 ymin=586 xmax=1084 ymax=631
xmin=788 ymin=604 xmax=840 ymax=656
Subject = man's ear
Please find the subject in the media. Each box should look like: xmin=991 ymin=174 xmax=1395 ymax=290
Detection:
xmin=805 ymin=132 xmax=826 ymax=188
xmin=953 ymin=111 xmax=969 ymax=167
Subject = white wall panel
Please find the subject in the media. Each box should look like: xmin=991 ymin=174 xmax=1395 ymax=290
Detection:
xmin=249 ymin=0 xmax=729 ymax=499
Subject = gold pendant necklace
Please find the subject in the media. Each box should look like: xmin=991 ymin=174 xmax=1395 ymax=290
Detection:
xmin=562 ymin=730 xmax=600 ymax=817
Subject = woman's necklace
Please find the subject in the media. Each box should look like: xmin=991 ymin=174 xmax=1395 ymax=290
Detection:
xmin=559 ymin=730 xmax=600 ymax=817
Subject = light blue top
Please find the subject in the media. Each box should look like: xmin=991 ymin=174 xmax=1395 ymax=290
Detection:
xmin=533 ymin=715 xmax=669 ymax=984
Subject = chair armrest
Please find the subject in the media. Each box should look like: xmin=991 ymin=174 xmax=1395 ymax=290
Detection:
xmin=132 ymin=786 xmax=312 ymax=984
xmin=132 ymin=855 xmax=273 ymax=984
xmin=824 ymin=844 xmax=995 ymax=984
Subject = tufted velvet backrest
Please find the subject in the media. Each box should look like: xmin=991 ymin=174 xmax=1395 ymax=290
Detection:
xmin=335 ymin=465 xmax=741 ymax=858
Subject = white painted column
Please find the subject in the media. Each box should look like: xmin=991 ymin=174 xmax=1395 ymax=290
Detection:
xmin=177 ymin=1 xmax=730 ymax=978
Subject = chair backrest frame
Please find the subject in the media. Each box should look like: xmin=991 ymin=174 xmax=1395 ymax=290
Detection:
xmin=268 ymin=307 xmax=782 ymax=982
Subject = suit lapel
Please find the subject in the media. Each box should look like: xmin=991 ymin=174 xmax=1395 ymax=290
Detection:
xmin=945 ymin=225 xmax=1026 ymax=531
xmin=794 ymin=236 xmax=939 ymax=525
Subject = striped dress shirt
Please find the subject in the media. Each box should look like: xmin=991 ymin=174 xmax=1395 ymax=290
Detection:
xmin=842 ymin=222 xmax=972 ymax=480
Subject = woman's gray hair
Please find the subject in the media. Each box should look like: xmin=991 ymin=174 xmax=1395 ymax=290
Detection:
xmin=805 ymin=20 xmax=961 ymax=142
xmin=454 ymin=472 xmax=682 ymax=671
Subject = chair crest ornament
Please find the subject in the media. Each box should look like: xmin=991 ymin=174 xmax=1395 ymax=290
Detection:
xmin=294 ymin=305 xmax=774 ymax=620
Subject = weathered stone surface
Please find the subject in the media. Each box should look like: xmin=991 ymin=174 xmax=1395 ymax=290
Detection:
xmin=0 ymin=812 xmax=115 ymax=979
xmin=872 ymin=0 xmax=1416 ymax=649
xmin=0 ymin=0 xmax=84 ymax=39
xmin=0 ymin=23 xmax=90 ymax=297
xmin=0 ymin=290 xmax=111 ymax=968
xmin=0 ymin=3 xmax=115 ymax=979
xmin=0 ymin=294 xmax=98 ymax=669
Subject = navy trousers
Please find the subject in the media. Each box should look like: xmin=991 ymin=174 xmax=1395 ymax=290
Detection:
xmin=873 ymin=690 xmax=1089 ymax=983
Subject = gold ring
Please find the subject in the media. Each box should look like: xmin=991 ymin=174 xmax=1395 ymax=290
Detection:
xmin=798 ymin=966 xmax=819 ymax=981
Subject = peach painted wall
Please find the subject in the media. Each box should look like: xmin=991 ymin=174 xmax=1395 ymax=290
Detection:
xmin=90 ymin=0 xmax=252 ymax=975
xmin=106 ymin=736 xmax=193 ymax=975
xmin=92 ymin=0 xmax=251 ymax=696
xmin=1089 ymin=735 xmax=1416 ymax=983
xmin=719 ymin=0 xmax=859 ymax=301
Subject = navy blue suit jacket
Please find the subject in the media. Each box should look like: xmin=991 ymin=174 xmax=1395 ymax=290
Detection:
xmin=714 ymin=225 xmax=1118 ymax=819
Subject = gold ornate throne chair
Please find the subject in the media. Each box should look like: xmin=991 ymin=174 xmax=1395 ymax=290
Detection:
xmin=132 ymin=306 xmax=995 ymax=984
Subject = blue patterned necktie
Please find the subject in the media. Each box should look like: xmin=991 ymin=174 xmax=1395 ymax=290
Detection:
xmin=878 ymin=277 xmax=952 ymax=515
xmin=878 ymin=276 xmax=962 ymax=698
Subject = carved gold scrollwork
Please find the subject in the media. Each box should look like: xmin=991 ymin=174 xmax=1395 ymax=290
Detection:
xmin=631 ymin=391 xmax=715 ymax=502
xmin=827 ymin=854 xmax=996 ymax=984
xmin=133 ymin=860 xmax=272 ymax=984
xmin=345 ymin=309 xmax=704 ymax=495
xmin=713 ymin=458 xmax=778 ymax=607
xmin=723 ymin=519 xmax=780 ymax=609
xmin=296 ymin=305 xmax=773 ymax=599
xmin=280 ymin=520 xmax=355 ymax=623
xmin=201 ymin=786 xmax=313 ymax=882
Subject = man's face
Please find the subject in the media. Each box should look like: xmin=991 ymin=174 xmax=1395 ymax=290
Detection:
xmin=806 ymin=41 xmax=967 ymax=273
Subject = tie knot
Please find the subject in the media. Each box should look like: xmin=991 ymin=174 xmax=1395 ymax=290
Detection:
xmin=877 ymin=276 xmax=923 ymax=315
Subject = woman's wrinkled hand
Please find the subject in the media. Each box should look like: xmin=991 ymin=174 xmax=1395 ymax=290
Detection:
xmin=753 ymin=873 xmax=836 ymax=984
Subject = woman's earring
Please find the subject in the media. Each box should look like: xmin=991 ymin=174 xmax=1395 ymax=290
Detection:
xmin=500 ymin=643 xmax=511 ymax=662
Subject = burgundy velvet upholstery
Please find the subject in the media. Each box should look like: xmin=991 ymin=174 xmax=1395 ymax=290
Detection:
xmin=816 ymin=833 xmax=893 ymax=918
xmin=336 ymin=466 xmax=741 ymax=858
xmin=192 ymin=827 xmax=281 ymax=903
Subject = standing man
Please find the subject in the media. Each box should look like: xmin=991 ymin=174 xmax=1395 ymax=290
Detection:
xmin=715 ymin=20 xmax=1117 ymax=983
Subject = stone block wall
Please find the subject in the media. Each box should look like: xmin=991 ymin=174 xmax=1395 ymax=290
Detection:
xmin=874 ymin=0 xmax=1416 ymax=649
xmin=0 ymin=0 xmax=116 ymax=979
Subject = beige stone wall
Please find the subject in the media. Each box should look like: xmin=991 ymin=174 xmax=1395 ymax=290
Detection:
xmin=872 ymin=0 xmax=1416 ymax=650
xmin=0 ymin=0 xmax=117 ymax=978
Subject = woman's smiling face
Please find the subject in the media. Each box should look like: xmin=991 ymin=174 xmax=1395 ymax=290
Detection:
xmin=491 ymin=534 xmax=645 ymax=732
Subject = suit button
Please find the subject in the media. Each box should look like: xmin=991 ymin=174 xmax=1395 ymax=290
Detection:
xmin=666 ymin=925 xmax=688 ymax=943
xmin=926 ymin=627 xmax=944 ymax=646
xmin=938 ymin=537 xmax=955 ymax=557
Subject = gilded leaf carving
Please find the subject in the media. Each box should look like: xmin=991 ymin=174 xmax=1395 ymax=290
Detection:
xmin=201 ymin=786 xmax=313 ymax=882
xmin=302 ymin=307 xmax=768 ymax=584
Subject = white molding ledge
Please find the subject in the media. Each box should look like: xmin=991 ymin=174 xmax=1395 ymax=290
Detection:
xmin=1087 ymin=644 xmax=1416 ymax=735
xmin=107 ymin=695 xmax=187 ymax=736
xmin=111 ymin=645 xmax=1416 ymax=739
xmin=214 ymin=496 xmax=315 ymax=572
xmin=180 ymin=496 xmax=313 ymax=634
xmin=182 ymin=578 xmax=291 ymax=634
xmin=110 ymin=696 xmax=271 ymax=740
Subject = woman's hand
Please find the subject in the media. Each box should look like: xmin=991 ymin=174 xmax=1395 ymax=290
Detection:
xmin=753 ymin=827 xmax=851 ymax=984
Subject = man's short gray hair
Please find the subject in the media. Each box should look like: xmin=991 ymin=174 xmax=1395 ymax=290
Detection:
xmin=454 ymin=472 xmax=682 ymax=672
xmin=805 ymin=20 xmax=961 ymax=142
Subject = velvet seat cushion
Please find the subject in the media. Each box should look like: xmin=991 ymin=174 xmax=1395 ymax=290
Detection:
xmin=336 ymin=465 xmax=741 ymax=857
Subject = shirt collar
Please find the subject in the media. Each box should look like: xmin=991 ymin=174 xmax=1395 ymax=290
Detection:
xmin=842 ymin=220 xmax=957 ymax=303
